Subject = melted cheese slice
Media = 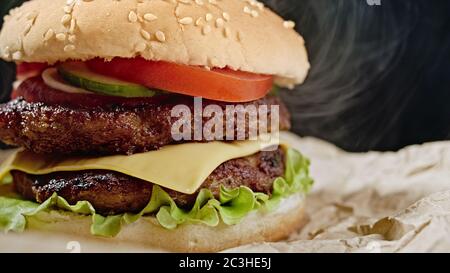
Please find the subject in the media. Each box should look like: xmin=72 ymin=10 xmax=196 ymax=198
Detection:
xmin=0 ymin=138 xmax=278 ymax=194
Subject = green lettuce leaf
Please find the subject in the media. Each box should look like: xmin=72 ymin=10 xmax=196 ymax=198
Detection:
xmin=0 ymin=148 xmax=313 ymax=237
xmin=0 ymin=197 xmax=39 ymax=232
xmin=0 ymin=173 xmax=12 ymax=185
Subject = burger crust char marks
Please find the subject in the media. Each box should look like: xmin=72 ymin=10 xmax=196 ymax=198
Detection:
xmin=0 ymin=0 xmax=312 ymax=252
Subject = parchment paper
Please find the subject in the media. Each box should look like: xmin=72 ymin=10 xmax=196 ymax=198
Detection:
xmin=228 ymin=132 xmax=450 ymax=253
xmin=1 ymin=132 xmax=449 ymax=253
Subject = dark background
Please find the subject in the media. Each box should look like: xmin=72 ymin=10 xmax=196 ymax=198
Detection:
xmin=1 ymin=0 xmax=450 ymax=152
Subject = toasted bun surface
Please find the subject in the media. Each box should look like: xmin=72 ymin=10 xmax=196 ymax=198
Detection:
xmin=18 ymin=194 xmax=306 ymax=253
xmin=0 ymin=0 xmax=309 ymax=87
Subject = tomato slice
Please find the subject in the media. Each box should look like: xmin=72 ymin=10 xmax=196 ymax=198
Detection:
xmin=86 ymin=58 xmax=273 ymax=102
xmin=11 ymin=89 xmax=19 ymax=100
xmin=16 ymin=62 xmax=48 ymax=79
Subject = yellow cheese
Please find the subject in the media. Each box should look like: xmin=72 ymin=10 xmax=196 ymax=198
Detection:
xmin=0 ymin=138 xmax=278 ymax=194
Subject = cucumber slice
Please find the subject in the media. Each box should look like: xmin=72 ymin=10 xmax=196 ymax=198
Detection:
xmin=58 ymin=62 xmax=157 ymax=98
xmin=42 ymin=68 xmax=94 ymax=94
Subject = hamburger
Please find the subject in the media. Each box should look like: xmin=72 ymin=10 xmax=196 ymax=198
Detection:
xmin=0 ymin=0 xmax=312 ymax=252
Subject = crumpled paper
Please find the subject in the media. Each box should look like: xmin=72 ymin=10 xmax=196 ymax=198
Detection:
xmin=227 ymin=132 xmax=450 ymax=253
xmin=1 ymin=132 xmax=450 ymax=253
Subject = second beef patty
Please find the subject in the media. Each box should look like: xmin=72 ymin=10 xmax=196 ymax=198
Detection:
xmin=12 ymin=148 xmax=285 ymax=215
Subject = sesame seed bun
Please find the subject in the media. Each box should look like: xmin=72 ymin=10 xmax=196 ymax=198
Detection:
xmin=0 ymin=0 xmax=310 ymax=87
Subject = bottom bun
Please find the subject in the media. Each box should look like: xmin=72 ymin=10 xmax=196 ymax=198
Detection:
xmin=23 ymin=193 xmax=307 ymax=253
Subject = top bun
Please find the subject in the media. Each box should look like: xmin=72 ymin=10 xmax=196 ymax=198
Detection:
xmin=0 ymin=0 xmax=309 ymax=87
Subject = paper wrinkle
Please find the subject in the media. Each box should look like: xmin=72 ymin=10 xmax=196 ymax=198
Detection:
xmin=226 ymin=132 xmax=450 ymax=253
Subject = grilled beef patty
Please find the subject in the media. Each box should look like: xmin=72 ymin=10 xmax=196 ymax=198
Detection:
xmin=12 ymin=148 xmax=285 ymax=215
xmin=0 ymin=78 xmax=290 ymax=156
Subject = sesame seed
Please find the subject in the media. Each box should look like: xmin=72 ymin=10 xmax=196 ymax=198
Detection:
xmin=195 ymin=17 xmax=204 ymax=26
xmin=135 ymin=42 xmax=147 ymax=52
xmin=44 ymin=29 xmax=54 ymax=41
xmin=256 ymin=2 xmax=264 ymax=11
xmin=25 ymin=11 xmax=38 ymax=20
xmin=205 ymin=13 xmax=213 ymax=22
xmin=175 ymin=7 xmax=182 ymax=17
xmin=69 ymin=18 xmax=76 ymax=33
xmin=179 ymin=17 xmax=193 ymax=25
xmin=195 ymin=0 xmax=204 ymax=5
xmin=222 ymin=12 xmax=230 ymax=21
xmin=3 ymin=47 xmax=10 ymax=59
xmin=23 ymin=22 xmax=32 ymax=35
xmin=251 ymin=10 xmax=259 ymax=17
xmin=202 ymin=25 xmax=211 ymax=35
xmin=143 ymin=13 xmax=158 ymax=21
xmin=68 ymin=35 xmax=77 ymax=43
xmin=63 ymin=6 xmax=72 ymax=14
xmin=61 ymin=14 xmax=71 ymax=25
xmin=140 ymin=29 xmax=151 ymax=40
xmin=283 ymin=20 xmax=295 ymax=29
xmin=237 ymin=31 xmax=243 ymax=41
xmin=12 ymin=51 xmax=22 ymax=60
xmin=209 ymin=0 xmax=217 ymax=4
xmin=64 ymin=45 xmax=76 ymax=52
xmin=56 ymin=33 xmax=66 ymax=41
xmin=128 ymin=11 xmax=138 ymax=23
xmin=215 ymin=18 xmax=224 ymax=28
xmin=223 ymin=27 xmax=231 ymax=38
xmin=155 ymin=31 xmax=166 ymax=42
xmin=67 ymin=1 xmax=76 ymax=9
xmin=243 ymin=6 xmax=251 ymax=14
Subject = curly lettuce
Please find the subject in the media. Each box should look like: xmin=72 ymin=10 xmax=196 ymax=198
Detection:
xmin=0 ymin=148 xmax=313 ymax=237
